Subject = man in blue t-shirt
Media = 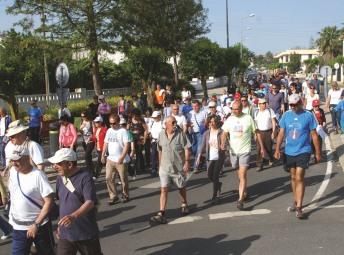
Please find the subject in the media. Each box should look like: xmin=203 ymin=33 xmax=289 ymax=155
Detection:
xmin=27 ymin=100 xmax=43 ymax=144
xmin=274 ymin=94 xmax=321 ymax=219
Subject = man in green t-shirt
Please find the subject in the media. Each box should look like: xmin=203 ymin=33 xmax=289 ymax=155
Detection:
xmin=221 ymin=101 xmax=265 ymax=210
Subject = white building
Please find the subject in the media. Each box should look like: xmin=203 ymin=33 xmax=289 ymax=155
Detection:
xmin=274 ymin=49 xmax=320 ymax=72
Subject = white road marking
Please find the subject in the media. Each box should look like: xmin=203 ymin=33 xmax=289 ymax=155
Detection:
xmin=304 ymin=204 xmax=344 ymax=210
xmin=140 ymin=182 xmax=161 ymax=189
xmin=208 ymin=209 xmax=271 ymax=220
xmin=305 ymin=136 xmax=333 ymax=210
xmin=168 ymin=216 xmax=203 ymax=225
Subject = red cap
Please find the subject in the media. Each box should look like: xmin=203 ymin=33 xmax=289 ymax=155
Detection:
xmin=234 ymin=93 xmax=241 ymax=100
xmin=312 ymin=99 xmax=320 ymax=107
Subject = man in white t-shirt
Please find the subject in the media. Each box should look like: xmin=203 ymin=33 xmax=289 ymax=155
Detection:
xmin=171 ymin=104 xmax=187 ymax=133
xmin=181 ymin=86 xmax=191 ymax=103
xmin=102 ymin=114 xmax=130 ymax=204
xmin=7 ymin=146 xmax=54 ymax=254
xmin=254 ymin=98 xmax=277 ymax=171
xmin=221 ymin=101 xmax=265 ymax=210
xmin=150 ymin=111 xmax=163 ymax=176
xmin=5 ymin=120 xmax=44 ymax=171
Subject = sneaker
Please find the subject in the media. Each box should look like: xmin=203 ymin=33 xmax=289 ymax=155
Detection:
xmin=108 ymin=197 xmax=119 ymax=205
xmin=0 ymin=233 xmax=11 ymax=240
xmin=92 ymin=177 xmax=96 ymax=181
xmin=181 ymin=203 xmax=189 ymax=216
xmin=150 ymin=212 xmax=167 ymax=224
xmin=237 ymin=200 xmax=244 ymax=210
xmin=287 ymin=202 xmax=296 ymax=212
xmin=268 ymin=160 xmax=274 ymax=166
xmin=117 ymin=181 xmax=122 ymax=185
xmin=295 ymin=207 xmax=304 ymax=219
xmin=132 ymin=175 xmax=136 ymax=181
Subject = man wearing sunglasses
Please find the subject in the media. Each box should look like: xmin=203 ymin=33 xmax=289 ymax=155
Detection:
xmin=274 ymin=94 xmax=321 ymax=219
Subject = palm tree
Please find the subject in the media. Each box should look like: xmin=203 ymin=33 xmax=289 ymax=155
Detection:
xmin=316 ymin=26 xmax=342 ymax=62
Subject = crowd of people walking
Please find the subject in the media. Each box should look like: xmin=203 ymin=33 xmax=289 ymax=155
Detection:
xmin=0 ymin=72 xmax=343 ymax=254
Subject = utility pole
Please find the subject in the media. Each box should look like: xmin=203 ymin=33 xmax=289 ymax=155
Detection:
xmin=41 ymin=4 xmax=50 ymax=106
xmin=226 ymin=0 xmax=229 ymax=48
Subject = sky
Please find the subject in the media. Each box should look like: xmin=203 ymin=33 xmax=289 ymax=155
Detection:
xmin=1 ymin=0 xmax=344 ymax=55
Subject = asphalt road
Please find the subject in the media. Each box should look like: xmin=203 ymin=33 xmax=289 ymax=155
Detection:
xmin=1 ymin=134 xmax=344 ymax=255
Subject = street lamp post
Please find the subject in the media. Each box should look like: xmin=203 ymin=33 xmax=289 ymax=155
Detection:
xmin=226 ymin=0 xmax=229 ymax=48
xmin=240 ymin=13 xmax=255 ymax=60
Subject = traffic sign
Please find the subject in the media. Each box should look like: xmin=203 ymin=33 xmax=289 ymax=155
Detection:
xmin=334 ymin=63 xmax=340 ymax=70
xmin=320 ymin=65 xmax=332 ymax=77
xmin=55 ymin=63 xmax=69 ymax=87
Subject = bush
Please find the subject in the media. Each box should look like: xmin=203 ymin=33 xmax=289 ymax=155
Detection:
xmin=18 ymin=95 xmax=131 ymax=122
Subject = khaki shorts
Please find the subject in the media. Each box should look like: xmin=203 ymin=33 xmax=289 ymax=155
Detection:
xmin=159 ymin=171 xmax=187 ymax=189
xmin=230 ymin=152 xmax=250 ymax=169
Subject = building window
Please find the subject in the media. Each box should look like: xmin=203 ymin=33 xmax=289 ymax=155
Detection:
xmin=309 ymin=54 xmax=312 ymax=59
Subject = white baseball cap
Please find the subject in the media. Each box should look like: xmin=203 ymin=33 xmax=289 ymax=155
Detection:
xmin=7 ymin=146 xmax=30 ymax=161
xmin=48 ymin=148 xmax=77 ymax=164
xmin=208 ymin=101 xmax=216 ymax=107
xmin=98 ymin=95 xmax=105 ymax=100
xmin=94 ymin=116 xmax=103 ymax=123
xmin=289 ymin=94 xmax=301 ymax=104
xmin=119 ymin=118 xmax=127 ymax=125
xmin=152 ymin=111 xmax=161 ymax=118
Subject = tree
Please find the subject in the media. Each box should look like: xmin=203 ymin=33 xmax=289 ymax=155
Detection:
xmin=287 ymin=54 xmax=301 ymax=74
xmin=127 ymin=47 xmax=172 ymax=107
xmin=7 ymin=0 xmax=121 ymax=95
xmin=118 ymin=0 xmax=209 ymax=86
xmin=316 ymin=26 xmax=342 ymax=62
xmin=179 ymin=38 xmax=220 ymax=98
xmin=304 ymin=57 xmax=320 ymax=74
xmin=215 ymin=47 xmax=240 ymax=80
xmin=0 ymin=30 xmax=72 ymax=118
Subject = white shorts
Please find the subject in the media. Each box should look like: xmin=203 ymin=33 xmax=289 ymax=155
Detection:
xmin=230 ymin=152 xmax=250 ymax=169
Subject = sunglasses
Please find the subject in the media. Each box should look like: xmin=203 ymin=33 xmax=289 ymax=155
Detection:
xmin=209 ymin=106 xmax=215 ymax=108
xmin=241 ymin=99 xmax=247 ymax=102
xmin=272 ymin=87 xmax=278 ymax=89
xmin=109 ymin=122 xmax=116 ymax=125
xmin=289 ymin=104 xmax=297 ymax=107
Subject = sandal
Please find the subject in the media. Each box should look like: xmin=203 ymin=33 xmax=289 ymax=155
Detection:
xmin=181 ymin=203 xmax=189 ymax=216
xmin=150 ymin=211 xmax=167 ymax=224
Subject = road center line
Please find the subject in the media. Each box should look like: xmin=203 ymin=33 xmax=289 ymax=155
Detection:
xmin=168 ymin=216 xmax=203 ymax=225
xmin=305 ymin=135 xmax=333 ymax=210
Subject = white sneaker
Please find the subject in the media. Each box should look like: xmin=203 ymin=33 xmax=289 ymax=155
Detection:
xmin=92 ymin=177 xmax=96 ymax=181
xmin=1 ymin=234 xmax=11 ymax=240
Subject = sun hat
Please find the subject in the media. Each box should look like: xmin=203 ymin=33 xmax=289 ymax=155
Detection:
xmin=6 ymin=120 xmax=29 ymax=137
xmin=48 ymin=148 xmax=77 ymax=164
xmin=258 ymin=98 xmax=267 ymax=104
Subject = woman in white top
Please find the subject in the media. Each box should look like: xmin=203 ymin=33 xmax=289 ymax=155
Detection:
xmin=197 ymin=115 xmax=226 ymax=204
xmin=80 ymin=111 xmax=95 ymax=173
xmin=326 ymin=81 xmax=343 ymax=133
xmin=303 ymin=85 xmax=319 ymax=111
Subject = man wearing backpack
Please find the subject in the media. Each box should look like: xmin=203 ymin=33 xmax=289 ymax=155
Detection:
xmin=254 ymin=98 xmax=277 ymax=171
xmin=49 ymin=148 xmax=102 ymax=255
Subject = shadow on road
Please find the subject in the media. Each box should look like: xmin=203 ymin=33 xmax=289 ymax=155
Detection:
xmin=135 ymin=234 xmax=260 ymax=255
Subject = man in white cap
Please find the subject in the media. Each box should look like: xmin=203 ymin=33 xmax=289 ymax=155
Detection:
xmin=102 ymin=114 xmax=130 ymax=204
xmin=254 ymin=98 xmax=277 ymax=171
xmin=5 ymin=120 xmax=44 ymax=171
xmin=48 ymin=148 xmax=101 ymax=255
xmin=207 ymin=101 xmax=224 ymax=122
xmin=8 ymin=146 xmax=54 ymax=254
xmin=274 ymin=94 xmax=321 ymax=219
xmin=149 ymin=111 xmax=163 ymax=176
